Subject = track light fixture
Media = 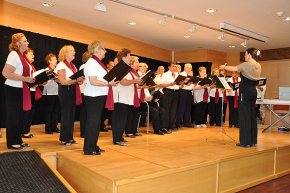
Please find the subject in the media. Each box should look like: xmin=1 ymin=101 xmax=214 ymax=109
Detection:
xmin=217 ymin=32 xmax=225 ymax=41
xmin=95 ymin=2 xmax=107 ymax=12
xmin=188 ymin=24 xmax=197 ymax=33
xmin=159 ymin=16 xmax=168 ymax=25
xmin=241 ymin=39 xmax=247 ymax=47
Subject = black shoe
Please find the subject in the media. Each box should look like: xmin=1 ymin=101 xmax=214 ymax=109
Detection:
xmin=70 ymin=140 xmax=78 ymax=144
xmin=53 ymin=128 xmax=60 ymax=133
xmin=8 ymin=145 xmax=24 ymax=150
xmin=161 ymin=128 xmax=172 ymax=134
xmin=99 ymin=148 xmax=105 ymax=153
xmin=126 ymin=134 xmax=136 ymax=138
xmin=22 ymin=133 xmax=34 ymax=138
xmin=236 ymin=143 xmax=251 ymax=148
xmin=133 ymin=133 xmax=142 ymax=136
xmin=100 ymin=128 xmax=109 ymax=132
xmin=154 ymin=130 xmax=165 ymax=135
xmin=60 ymin=141 xmax=72 ymax=146
xmin=113 ymin=141 xmax=127 ymax=146
xmin=21 ymin=143 xmax=30 ymax=147
xmin=183 ymin=124 xmax=194 ymax=128
xmin=84 ymin=151 xmax=101 ymax=155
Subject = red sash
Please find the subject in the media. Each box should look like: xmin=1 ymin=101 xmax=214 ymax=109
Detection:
xmin=223 ymin=90 xmax=228 ymax=104
xmin=64 ymin=60 xmax=82 ymax=105
xmin=16 ymin=51 xmax=31 ymax=111
xmin=130 ymin=69 xmax=145 ymax=103
xmin=233 ymin=77 xmax=238 ymax=108
xmin=214 ymin=89 xmax=219 ymax=104
xmin=91 ymin=55 xmax=114 ymax=110
xmin=203 ymin=88 xmax=208 ymax=102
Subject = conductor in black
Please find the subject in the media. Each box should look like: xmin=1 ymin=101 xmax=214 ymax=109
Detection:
xmin=220 ymin=48 xmax=261 ymax=148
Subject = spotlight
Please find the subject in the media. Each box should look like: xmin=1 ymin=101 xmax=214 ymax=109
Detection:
xmin=159 ymin=16 xmax=167 ymax=25
xmin=241 ymin=39 xmax=248 ymax=47
xmin=217 ymin=32 xmax=225 ymax=41
xmin=188 ymin=24 xmax=197 ymax=33
xmin=95 ymin=2 xmax=107 ymax=12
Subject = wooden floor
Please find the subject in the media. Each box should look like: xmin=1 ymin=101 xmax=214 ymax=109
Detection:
xmin=0 ymin=124 xmax=290 ymax=193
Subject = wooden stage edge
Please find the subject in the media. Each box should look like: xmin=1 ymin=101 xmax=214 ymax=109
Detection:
xmin=1 ymin=123 xmax=290 ymax=193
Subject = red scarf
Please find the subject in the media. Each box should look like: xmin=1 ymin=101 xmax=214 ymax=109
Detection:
xmin=23 ymin=56 xmax=42 ymax=101
xmin=130 ymin=69 xmax=142 ymax=108
xmin=130 ymin=69 xmax=145 ymax=103
xmin=233 ymin=77 xmax=239 ymax=108
xmin=223 ymin=90 xmax=228 ymax=104
xmin=17 ymin=51 xmax=31 ymax=111
xmin=203 ymin=88 xmax=208 ymax=103
xmin=92 ymin=55 xmax=114 ymax=110
xmin=64 ymin=60 xmax=82 ymax=105
xmin=214 ymin=89 xmax=219 ymax=104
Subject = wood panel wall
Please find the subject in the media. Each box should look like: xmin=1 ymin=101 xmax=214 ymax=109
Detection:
xmin=1 ymin=2 xmax=171 ymax=62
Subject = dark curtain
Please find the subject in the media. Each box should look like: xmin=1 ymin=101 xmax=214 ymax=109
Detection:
xmin=0 ymin=25 xmax=168 ymax=127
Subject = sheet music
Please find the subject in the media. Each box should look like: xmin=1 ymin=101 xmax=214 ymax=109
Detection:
xmin=218 ymin=77 xmax=231 ymax=90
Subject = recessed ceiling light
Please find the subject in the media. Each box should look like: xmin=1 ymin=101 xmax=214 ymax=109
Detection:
xmin=229 ymin=45 xmax=236 ymax=48
xmin=184 ymin=35 xmax=191 ymax=39
xmin=42 ymin=2 xmax=53 ymax=7
xmin=128 ymin=21 xmax=136 ymax=26
xmin=283 ymin=17 xmax=290 ymax=21
xmin=206 ymin=8 xmax=217 ymax=13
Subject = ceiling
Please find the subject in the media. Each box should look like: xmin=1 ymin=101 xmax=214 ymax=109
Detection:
xmin=6 ymin=0 xmax=290 ymax=52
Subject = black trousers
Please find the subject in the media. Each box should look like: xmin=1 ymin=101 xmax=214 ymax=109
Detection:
xmin=239 ymin=90 xmax=257 ymax=146
xmin=194 ymin=101 xmax=207 ymax=125
xmin=58 ymin=85 xmax=76 ymax=142
xmin=79 ymin=94 xmax=86 ymax=137
xmin=176 ymin=90 xmax=192 ymax=127
xmin=228 ymin=96 xmax=239 ymax=127
xmin=111 ymin=103 xmax=130 ymax=143
xmin=160 ymin=88 xmax=179 ymax=129
xmin=125 ymin=106 xmax=139 ymax=135
xmin=22 ymin=91 xmax=36 ymax=134
xmin=209 ymin=97 xmax=222 ymax=126
xmin=4 ymin=85 xmax=23 ymax=147
xmin=83 ymin=95 xmax=106 ymax=153
xmin=43 ymin=95 xmax=59 ymax=133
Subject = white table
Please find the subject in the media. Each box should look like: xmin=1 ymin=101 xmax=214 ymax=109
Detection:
xmin=256 ymin=99 xmax=290 ymax=132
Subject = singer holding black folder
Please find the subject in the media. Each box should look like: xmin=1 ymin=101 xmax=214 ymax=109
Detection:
xmin=2 ymin=33 xmax=35 ymax=150
xmin=83 ymin=41 xmax=117 ymax=155
xmin=54 ymin=45 xmax=84 ymax=146
xmin=220 ymin=48 xmax=261 ymax=148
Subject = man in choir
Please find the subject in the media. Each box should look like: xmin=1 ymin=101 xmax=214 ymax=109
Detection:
xmin=176 ymin=64 xmax=181 ymax=74
xmin=159 ymin=63 xmax=179 ymax=132
xmin=176 ymin=63 xmax=194 ymax=128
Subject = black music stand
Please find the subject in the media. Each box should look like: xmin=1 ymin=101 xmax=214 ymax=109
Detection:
xmin=206 ymin=76 xmax=236 ymax=143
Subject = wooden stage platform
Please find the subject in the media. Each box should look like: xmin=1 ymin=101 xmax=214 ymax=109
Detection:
xmin=0 ymin=124 xmax=290 ymax=193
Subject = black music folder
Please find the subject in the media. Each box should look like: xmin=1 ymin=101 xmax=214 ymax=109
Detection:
xmin=152 ymin=90 xmax=164 ymax=101
xmin=184 ymin=76 xmax=202 ymax=85
xmin=69 ymin=69 xmax=84 ymax=80
xmin=229 ymin=82 xmax=240 ymax=90
xmin=103 ymin=60 xmax=132 ymax=82
xmin=256 ymin=78 xmax=267 ymax=86
xmin=212 ymin=76 xmax=231 ymax=89
xmin=174 ymin=75 xmax=187 ymax=85
xmin=27 ymin=69 xmax=56 ymax=88
xmin=140 ymin=70 xmax=156 ymax=86
xmin=198 ymin=78 xmax=212 ymax=86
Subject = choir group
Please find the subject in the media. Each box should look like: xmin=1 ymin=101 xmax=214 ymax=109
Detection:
xmin=2 ymin=33 xmax=262 ymax=154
